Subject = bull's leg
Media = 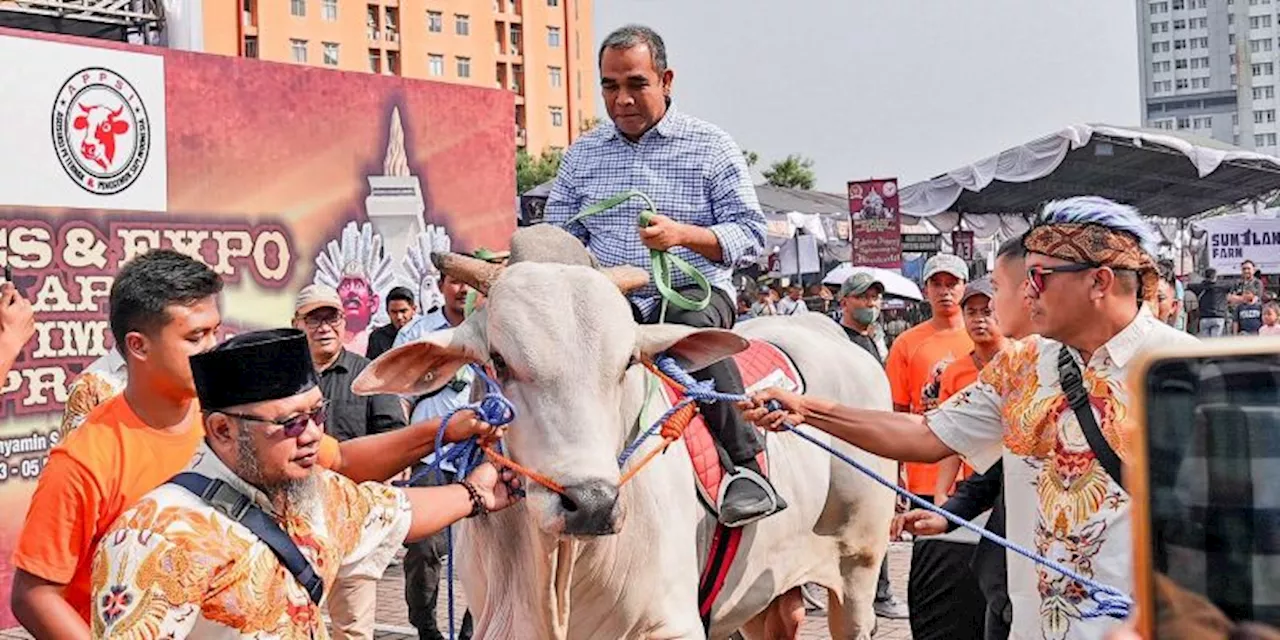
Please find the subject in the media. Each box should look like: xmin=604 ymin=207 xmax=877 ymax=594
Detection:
xmin=826 ymin=552 xmax=881 ymax=640
xmin=737 ymin=587 xmax=804 ymax=640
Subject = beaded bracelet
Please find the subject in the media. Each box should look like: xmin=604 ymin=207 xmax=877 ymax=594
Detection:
xmin=459 ymin=480 xmax=487 ymax=518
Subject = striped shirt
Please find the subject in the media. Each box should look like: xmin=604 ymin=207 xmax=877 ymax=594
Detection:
xmin=545 ymin=105 xmax=767 ymax=316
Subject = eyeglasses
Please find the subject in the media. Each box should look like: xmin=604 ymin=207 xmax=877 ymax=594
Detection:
xmin=220 ymin=401 xmax=328 ymax=438
xmin=1026 ymin=264 xmax=1096 ymax=295
xmin=299 ymin=314 xmax=343 ymax=331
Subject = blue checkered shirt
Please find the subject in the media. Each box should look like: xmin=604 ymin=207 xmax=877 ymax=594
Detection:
xmin=544 ymin=105 xmax=767 ymax=316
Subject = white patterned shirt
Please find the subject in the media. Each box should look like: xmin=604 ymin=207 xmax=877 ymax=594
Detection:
xmin=89 ymin=442 xmax=412 ymax=639
xmin=928 ymin=307 xmax=1197 ymax=640
xmin=544 ymin=105 xmax=767 ymax=316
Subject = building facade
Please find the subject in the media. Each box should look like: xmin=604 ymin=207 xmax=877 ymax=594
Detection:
xmin=1137 ymin=0 xmax=1280 ymax=154
xmin=200 ymin=0 xmax=593 ymax=154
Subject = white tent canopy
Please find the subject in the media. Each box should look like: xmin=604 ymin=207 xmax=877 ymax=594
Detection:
xmin=822 ymin=264 xmax=924 ymax=301
xmin=898 ymin=123 xmax=1280 ymax=229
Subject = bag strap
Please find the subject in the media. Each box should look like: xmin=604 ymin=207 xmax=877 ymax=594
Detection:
xmin=169 ymin=472 xmax=325 ymax=605
xmin=1055 ymin=348 xmax=1125 ymax=487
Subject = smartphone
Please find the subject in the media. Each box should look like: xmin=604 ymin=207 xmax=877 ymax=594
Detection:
xmin=1128 ymin=337 xmax=1280 ymax=638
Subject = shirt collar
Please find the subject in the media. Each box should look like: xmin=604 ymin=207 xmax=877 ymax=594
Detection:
xmin=1092 ymin=305 xmax=1159 ymax=369
xmin=321 ymin=349 xmax=354 ymax=375
xmin=186 ymin=441 xmax=281 ymax=516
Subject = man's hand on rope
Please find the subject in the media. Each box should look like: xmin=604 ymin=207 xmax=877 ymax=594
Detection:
xmin=465 ymin=462 xmax=524 ymax=512
xmin=738 ymin=387 xmax=807 ymax=431
xmin=638 ymin=213 xmax=692 ymax=251
xmin=443 ymin=409 xmax=505 ymax=444
xmin=898 ymin=509 xmax=948 ymax=537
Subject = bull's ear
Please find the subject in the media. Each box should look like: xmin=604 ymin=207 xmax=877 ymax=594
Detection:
xmin=352 ymin=315 xmax=486 ymax=396
xmin=636 ymin=324 xmax=749 ymax=372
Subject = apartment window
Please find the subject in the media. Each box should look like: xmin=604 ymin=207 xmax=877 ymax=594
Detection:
xmin=457 ymin=56 xmax=472 ymax=78
xmin=456 ymin=14 xmax=470 ymax=36
xmin=428 ymin=11 xmax=443 ymax=33
xmin=243 ymin=35 xmax=259 ymax=59
xmin=1177 ymin=116 xmax=1191 ymax=128
xmin=1172 ymin=0 xmax=1184 ymax=8
xmin=1253 ymin=15 xmax=1275 ymax=28
xmin=1251 ymin=39 xmax=1274 ymax=53
xmin=1228 ymin=13 xmax=1234 ymax=24
xmin=549 ymin=66 xmax=562 ymax=87
xmin=1192 ymin=0 xmax=1205 ymax=6
xmin=322 ymin=0 xmax=337 ymax=21
xmin=510 ymin=24 xmax=522 ymax=53
xmin=1255 ymin=109 xmax=1276 ymax=123
xmin=387 ymin=50 xmax=400 ymax=75
xmin=1256 ymin=133 xmax=1278 ymax=146
xmin=1154 ymin=0 xmax=1170 ymax=11
xmin=1176 ymin=78 xmax=1190 ymax=89
xmin=429 ymin=54 xmax=444 ymax=76
xmin=1152 ymin=41 xmax=1170 ymax=53
xmin=1193 ymin=116 xmax=1212 ymax=129
xmin=1152 ymin=119 xmax=1174 ymax=130
xmin=1253 ymin=62 xmax=1275 ymax=75
xmin=1235 ymin=113 xmax=1241 ymax=125
xmin=1257 ymin=85 xmax=1276 ymax=99
xmin=1151 ymin=21 xmax=1167 ymax=34
xmin=1191 ymin=17 xmax=1206 ymax=28
xmin=291 ymin=39 xmax=308 ymax=63
xmin=550 ymin=107 xmax=564 ymax=127
xmin=321 ymin=42 xmax=339 ymax=66
xmin=1176 ymin=58 xmax=1189 ymax=68
xmin=369 ymin=49 xmax=381 ymax=73
xmin=1173 ymin=19 xmax=1186 ymax=29
xmin=548 ymin=26 xmax=561 ymax=47
xmin=1191 ymin=77 xmax=1210 ymax=89
xmin=1174 ymin=39 xmax=1187 ymax=49
xmin=291 ymin=0 xmax=305 ymax=17
xmin=385 ymin=7 xmax=398 ymax=37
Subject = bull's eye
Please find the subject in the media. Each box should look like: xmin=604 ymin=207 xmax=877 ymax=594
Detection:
xmin=490 ymin=353 xmax=510 ymax=381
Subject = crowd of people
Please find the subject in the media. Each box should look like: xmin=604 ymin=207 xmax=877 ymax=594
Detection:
xmin=0 ymin=19 xmax=1277 ymax=640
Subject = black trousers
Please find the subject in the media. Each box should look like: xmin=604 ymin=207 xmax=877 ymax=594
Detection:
xmin=404 ymin=467 xmax=474 ymax=640
xmin=632 ymin=287 xmax=763 ymax=467
xmin=907 ymin=499 xmax=986 ymax=640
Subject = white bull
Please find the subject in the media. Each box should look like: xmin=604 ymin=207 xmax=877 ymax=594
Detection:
xmin=355 ymin=228 xmax=895 ymax=640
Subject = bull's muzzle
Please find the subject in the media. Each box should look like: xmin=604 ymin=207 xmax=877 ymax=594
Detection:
xmin=559 ymin=479 xmax=622 ymax=536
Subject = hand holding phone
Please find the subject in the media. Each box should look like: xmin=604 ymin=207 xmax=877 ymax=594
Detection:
xmin=0 ymin=273 xmax=36 ymax=353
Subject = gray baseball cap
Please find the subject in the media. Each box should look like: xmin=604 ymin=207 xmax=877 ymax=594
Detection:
xmin=923 ymin=254 xmax=969 ymax=283
xmin=960 ymin=277 xmax=994 ymax=306
xmin=838 ymin=272 xmax=884 ymax=298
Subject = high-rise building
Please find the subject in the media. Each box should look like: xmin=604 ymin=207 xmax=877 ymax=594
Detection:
xmin=202 ymin=0 xmax=594 ymax=155
xmin=1137 ymin=0 xmax=1280 ymax=154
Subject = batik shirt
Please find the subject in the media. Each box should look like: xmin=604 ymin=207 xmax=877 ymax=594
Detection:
xmin=89 ymin=442 xmax=412 ymax=639
xmin=59 ymin=350 xmax=127 ymax=439
xmin=928 ymin=307 xmax=1197 ymax=640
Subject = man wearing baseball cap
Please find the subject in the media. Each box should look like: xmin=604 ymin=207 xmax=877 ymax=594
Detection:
xmin=836 ymin=270 xmax=910 ymax=619
xmin=293 ymin=284 xmax=408 ymax=640
xmin=884 ymin=253 xmax=975 ymax=635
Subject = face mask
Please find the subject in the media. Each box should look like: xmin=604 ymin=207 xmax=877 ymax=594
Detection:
xmin=852 ymin=306 xmax=879 ymax=325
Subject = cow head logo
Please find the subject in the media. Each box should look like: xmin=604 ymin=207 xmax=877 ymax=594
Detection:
xmin=52 ymin=67 xmax=150 ymax=195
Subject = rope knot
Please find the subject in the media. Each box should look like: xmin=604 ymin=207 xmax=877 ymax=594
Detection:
xmin=661 ymin=402 xmax=699 ymax=441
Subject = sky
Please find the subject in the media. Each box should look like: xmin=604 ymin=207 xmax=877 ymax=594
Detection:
xmin=592 ymin=0 xmax=1141 ymax=192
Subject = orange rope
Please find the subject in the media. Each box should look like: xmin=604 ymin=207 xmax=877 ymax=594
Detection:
xmin=618 ymin=400 xmax=698 ymax=486
xmin=481 ymin=444 xmax=566 ymax=494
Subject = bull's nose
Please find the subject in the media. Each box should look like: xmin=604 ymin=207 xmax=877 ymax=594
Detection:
xmin=559 ymin=479 xmax=621 ymax=536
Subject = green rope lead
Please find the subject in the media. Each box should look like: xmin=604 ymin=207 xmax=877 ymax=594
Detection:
xmin=566 ymin=189 xmax=713 ymax=322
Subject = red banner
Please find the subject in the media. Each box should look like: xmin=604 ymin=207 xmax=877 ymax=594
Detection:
xmin=952 ymin=229 xmax=975 ymax=262
xmin=848 ymin=179 xmax=902 ymax=268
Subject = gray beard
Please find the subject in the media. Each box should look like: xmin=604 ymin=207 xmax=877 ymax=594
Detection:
xmin=234 ymin=428 xmax=321 ymax=515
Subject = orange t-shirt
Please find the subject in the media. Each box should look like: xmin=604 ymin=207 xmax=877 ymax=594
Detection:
xmin=12 ymin=394 xmax=340 ymax=621
xmin=886 ymin=322 xmax=973 ymax=496
xmin=932 ymin=354 xmax=982 ymax=493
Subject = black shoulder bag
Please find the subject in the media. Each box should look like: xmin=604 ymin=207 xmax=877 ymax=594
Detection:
xmin=1056 ymin=347 xmax=1125 ymax=487
xmin=168 ymin=472 xmax=325 ymax=605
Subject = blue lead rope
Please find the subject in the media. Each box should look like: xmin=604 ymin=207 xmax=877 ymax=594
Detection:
xmin=652 ymin=356 xmax=1134 ymax=621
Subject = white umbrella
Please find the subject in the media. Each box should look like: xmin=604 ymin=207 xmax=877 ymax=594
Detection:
xmin=822 ymin=264 xmax=923 ymax=301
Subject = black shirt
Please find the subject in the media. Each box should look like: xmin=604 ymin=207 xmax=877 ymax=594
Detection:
xmin=316 ymin=349 xmax=406 ymax=441
xmin=1236 ymin=303 xmax=1264 ymax=334
xmin=365 ymin=323 xmax=400 ymax=360
xmin=841 ymin=324 xmax=883 ymax=366
xmin=1188 ymin=280 xmax=1232 ymax=318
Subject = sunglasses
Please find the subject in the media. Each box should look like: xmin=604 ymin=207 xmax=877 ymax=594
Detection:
xmin=220 ymin=401 xmax=328 ymax=438
xmin=1026 ymin=263 xmax=1096 ymax=295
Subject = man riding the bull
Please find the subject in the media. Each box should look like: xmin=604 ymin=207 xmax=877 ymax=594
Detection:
xmin=545 ymin=24 xmax=779 ymax=527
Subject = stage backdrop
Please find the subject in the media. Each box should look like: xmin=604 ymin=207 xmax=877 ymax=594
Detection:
xmin=0 ymin=28 xmax=514 ymax=628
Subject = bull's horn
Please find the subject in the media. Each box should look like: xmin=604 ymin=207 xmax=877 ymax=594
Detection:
xmin=431 ymin=252 xmax=503 ymax=294
xmin=602 ymin=266 xmax=649 ymax=294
